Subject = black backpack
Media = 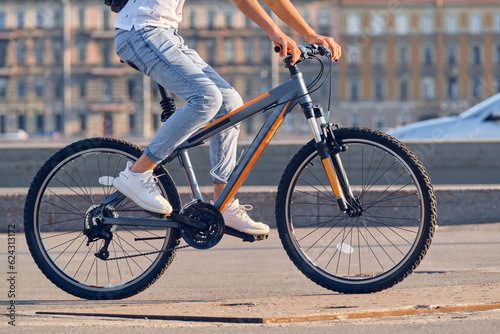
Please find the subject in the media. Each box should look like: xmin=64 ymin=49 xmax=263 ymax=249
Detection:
xmin=104 ymin=0 xmax=129 ymax=13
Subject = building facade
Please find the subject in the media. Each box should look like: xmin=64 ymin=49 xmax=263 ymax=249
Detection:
xmin=0 ymin=0 xmax=499 ymax=139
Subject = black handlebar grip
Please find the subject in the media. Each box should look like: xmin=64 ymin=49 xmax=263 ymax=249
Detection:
xmin=274 ymin=44 xmax=283 ymax=53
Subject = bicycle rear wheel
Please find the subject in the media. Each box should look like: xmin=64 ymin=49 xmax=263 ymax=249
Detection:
xmin=276 ymin=128 xmax=436 ymax=293
xmin=24 ymin=138 xmax=181 ymax=300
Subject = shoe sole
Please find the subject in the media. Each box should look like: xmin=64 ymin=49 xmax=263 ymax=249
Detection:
xmin=113 ymin=178 xmax=173 ymax=215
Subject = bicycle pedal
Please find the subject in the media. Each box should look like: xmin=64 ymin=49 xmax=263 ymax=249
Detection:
xmin=224 ymin=226 xmax=268 ymax=242
xmin=254 ymin=234 xmax=269 ymax=241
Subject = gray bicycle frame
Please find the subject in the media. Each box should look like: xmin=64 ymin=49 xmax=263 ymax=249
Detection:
xmin=163 ymin=70 xmax=318 ymax=213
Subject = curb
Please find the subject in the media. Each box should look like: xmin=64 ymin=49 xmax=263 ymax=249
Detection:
xmin=2 ymin=185 xmax=499 ymax=232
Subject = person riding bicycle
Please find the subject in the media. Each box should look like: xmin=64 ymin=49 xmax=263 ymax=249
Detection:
xmin=112 ymin=0 xmax=342 ymax=235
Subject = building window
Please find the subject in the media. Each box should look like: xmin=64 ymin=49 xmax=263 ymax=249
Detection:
xmin=17 ymin=80 xmax=26 ymax=98
xmin=472 ymin=77 xmax=482 ymax=99
xmin=55 ymin=81 xmax=63 ymax=99
xmin=225 ymin=39 xmax=235 ymax=63
xmin=448 ymin=77 xmax=458 ymax=99
xmin=372 ymin=44 xmax=385 ymax=65
xmin=103 ymin=79 xmax=112 ymax=102
xmin=471 ymin=45 xmax=481 ymax=65
xmin=260 ymin=38 xmax=271 ymax=63
xmin=79 ymin=80 xmax=86 ymax=98
xmin=350 ymin=113 xmax=361 ymax=127
xmin=244 ymin=39 xmax=253 ymax=63
xmin=447 ymin=45 xmax=457 ymax=65
xmin=128 ymin=79 xmax=135 ymax=98
xmin=495 ymin=15 xmax=500 ymax=32
xmin=102 ymin=41 xmax=112 ymax=66
xmin=16 ymin=40 xmax=27 ymax=64
xmin=35 ymin=40 xmax=45 ymax=64
xmin=0 ymin=41 xmax=7 ymax=67
xmin=207 ymin=10 xmax=216 ymax=29
xmin=36 ymin=9 xmax=44 ymax=28
xmin=226 ymin=12 xmax=233 ymax=29
xmin=398 ymin=45 xmax=408 ymax=65
xmin=190 ymin=10 xmax=197 ymax=29
xmin=371 ymin=14 xmax=385 ymax=35
xmin=36 ymin=114 xmax=44 ymax=133
xmin=469 ymin=15 xmax=482 ymax=34
xmin=395 ymin=14 xmax=409 ymax=35
xmin=422 ymin=77 xmax=435 ymax=100
xmin=0 ymin=115 xmax=5 ymax=134
xmin=17 ymin=11 xmax=25 ymax=29
xmin=35 ymin=78 xmax=44 ymax=97
xmin=346 ymin=14 xmax=361 ymax=35
xmin=445 ymin=14 xmax=457 ymax=33
xmin=129 ymin=113 xmax=136 ymax=132
xmin=350 ymin=78 xmax=359 ymax=101
xmin=80 ymin=114 xmax=87 ymax=132
xmin=374 ymin=78 xmax=384 ymax=100
xmin=399 ymin=79 xmax=408 ymax=101
xmin=347 ymin=45 xmax=360 ymax=66
xmin=496 ymin=45 xmax=500 ymax=65
xmin=103 ymin=9 xmax=110 ymax=30
xmin=18 ymin=115 xmax=26 ymax=130
xmin=79 ymin=7 xmax=85 ymax=30
xmin=318 ymin=8 xmax=330 ymax=28
xmin=423 ymin=46 xmax=433 ymax=65
xmin=373 ymin=114 xmax=386 ymax=130
xmin=420 ymin=14 xmax=434 ymax=34
xmin=53 ymin=40 xmax=63 ymax=64
xmin=55 ymin=114 xmax=63 ymax=132
xmin=0 ymin=12 xmax=5 ymax=31
xmin=77 ymin=40 xmax=87 ymax=63
xmin=54 ymin=9 xmax=63 ymax=28
xmin=205 ymin=39 xmax=216 ymax=64
xmin=0 ymin=78 xmax=7 ymax=97
xmin=397 ymin=111 xmax=411 ymax=126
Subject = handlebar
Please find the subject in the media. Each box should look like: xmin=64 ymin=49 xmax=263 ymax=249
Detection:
xmin=273 ymin=44 xmax=332 ymax=60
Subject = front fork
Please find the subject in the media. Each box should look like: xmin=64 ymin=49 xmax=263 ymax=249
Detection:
xmin=305 ymin=104 xmax=362 ymax=216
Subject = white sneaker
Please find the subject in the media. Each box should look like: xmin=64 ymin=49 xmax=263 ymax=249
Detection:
xmin=222 ymin=199 xmax=270 ymax=235
xmin=113 ymin=161 xmax=173 ymax=214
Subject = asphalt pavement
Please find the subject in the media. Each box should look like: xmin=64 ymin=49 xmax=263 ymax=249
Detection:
xmin=1 ymin=222 xmax=500 ymax=333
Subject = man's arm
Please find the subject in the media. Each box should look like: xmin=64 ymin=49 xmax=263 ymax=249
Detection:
xmin=231 ymin=0 xmax=341 ymax=62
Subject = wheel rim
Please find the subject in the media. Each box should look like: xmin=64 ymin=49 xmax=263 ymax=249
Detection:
xmin=33 ymin=147 xmax=174 ymax=292
xmin=286 ymin=138 xmax=426 ymax=284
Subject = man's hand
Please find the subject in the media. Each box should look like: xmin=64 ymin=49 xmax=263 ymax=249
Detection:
xmin=267 ymin=30 xmax=301 ymax=65
xmin=306 ymin=34 xmax=342 ymax=61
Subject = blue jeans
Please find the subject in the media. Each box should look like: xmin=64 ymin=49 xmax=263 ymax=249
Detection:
xmin=115 ymin=26 xmax=242 ymax=183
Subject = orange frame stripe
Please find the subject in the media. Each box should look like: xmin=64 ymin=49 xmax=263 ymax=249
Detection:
xmin=219 ymin=102 xmax=289 ymax=213
xmin=194 ymin=92 xmax=270 ymax=135
xmin=321 ymin=158 xmax=343 ymax=198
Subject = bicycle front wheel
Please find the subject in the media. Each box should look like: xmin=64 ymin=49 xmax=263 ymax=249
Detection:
xmin=24 ymin=138 xmax=181 ymax=300
xmin=276 ymin=128 xmax=436 ymax=293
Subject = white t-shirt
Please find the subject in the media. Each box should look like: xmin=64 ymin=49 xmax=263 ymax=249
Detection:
xmin=114 ymin=0 xmax=186 ymax=30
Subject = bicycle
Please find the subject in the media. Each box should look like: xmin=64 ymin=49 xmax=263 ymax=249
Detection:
xmin=24 ymin=44 xmax=437 ymax=300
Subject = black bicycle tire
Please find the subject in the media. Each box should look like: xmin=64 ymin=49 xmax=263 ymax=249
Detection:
xmin=24 ymin=137 xmax=181 ymax=300
xmin=276 ymin=127 xmax=436 ymax=294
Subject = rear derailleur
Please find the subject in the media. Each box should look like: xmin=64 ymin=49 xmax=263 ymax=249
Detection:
xmin=84 ymin=205 xmax=116 ymax=260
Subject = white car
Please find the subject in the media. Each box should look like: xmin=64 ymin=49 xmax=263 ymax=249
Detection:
xmin=387 ymin=94 xmax=500 ymax=141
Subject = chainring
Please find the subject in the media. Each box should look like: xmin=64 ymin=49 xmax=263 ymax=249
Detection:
xmin=180 ymin=202 xmax=225 ymax=250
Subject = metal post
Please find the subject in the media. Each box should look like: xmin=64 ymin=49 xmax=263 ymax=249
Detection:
xmin=62 ymin=0 xmax=71 ymax=136
xmin=143 ymin=76 xmax=152 ymax=138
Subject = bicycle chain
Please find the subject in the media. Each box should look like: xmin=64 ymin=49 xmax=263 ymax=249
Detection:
xmin=103 ymin=244 xmax=190 ymax=261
